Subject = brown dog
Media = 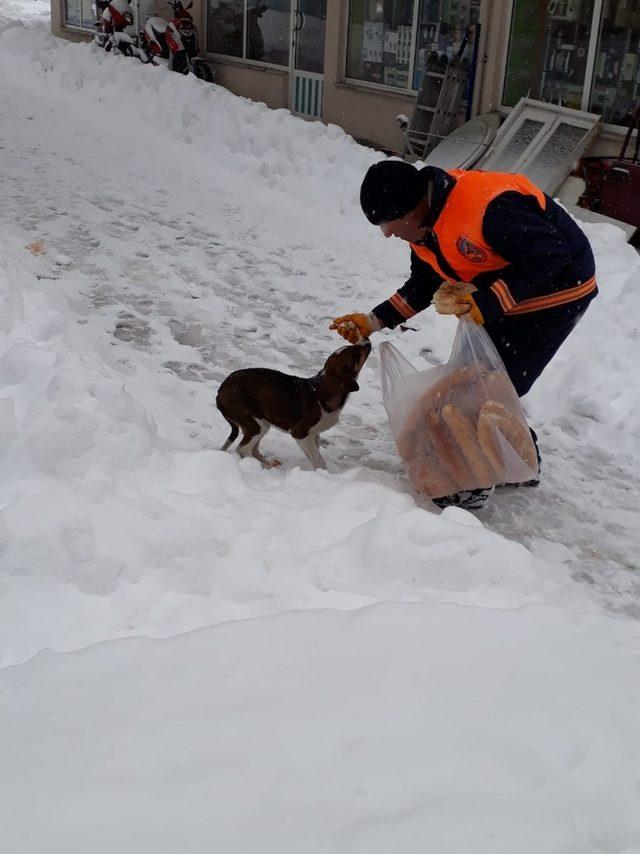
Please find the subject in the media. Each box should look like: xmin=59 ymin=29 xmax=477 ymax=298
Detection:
xmin=217 ymin=342 xmax=371 ymax=469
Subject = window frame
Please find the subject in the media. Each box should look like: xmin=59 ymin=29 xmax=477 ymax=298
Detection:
xmin=340 ymin=74 xmax=419 ymax=96
xmin=205 ymin=51 xmax=291 ymax=73
xmin=580 ymin=0 xmax=605 ymax=111
xmin=477 ymin=98 xmax=601 ymax=193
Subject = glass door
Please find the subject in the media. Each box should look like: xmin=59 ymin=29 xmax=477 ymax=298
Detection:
xmin=503 ymin=0 xmax=595 ymax=111
xmin=290 ymin=0 xmax=326 ymax=118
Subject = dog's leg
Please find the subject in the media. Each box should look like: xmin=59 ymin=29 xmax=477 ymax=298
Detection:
xmin=294 ymin=432 xmax=327 ymax=470
xmin=220 ymin=419 xmax=239 ymax=451
xmin=251 ymin=421 xmax=275 ymax=467
xmin=291 ymin=408 xmax=327 ymax=469
xmin=238 ymin=419 xmax=278 ymax=468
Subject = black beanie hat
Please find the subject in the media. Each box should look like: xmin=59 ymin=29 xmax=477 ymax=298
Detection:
xmin=360 ymin=160 xmax=430 ymax=225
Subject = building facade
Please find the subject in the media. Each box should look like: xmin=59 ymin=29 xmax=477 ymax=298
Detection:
xmin=53 ymin=0 xmax=639 ymax=156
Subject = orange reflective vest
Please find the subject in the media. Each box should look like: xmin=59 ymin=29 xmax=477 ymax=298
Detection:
xmin=410 ymin=170 xmax=547 ymax=283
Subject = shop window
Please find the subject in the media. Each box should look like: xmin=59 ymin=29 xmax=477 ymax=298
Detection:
xmin=346 ymin=0 xmax=478 ymax=91
xmin=504 ymin=0 xmax=595 ymax=111
xmin=65 ymin=0 xmax=96 ymax=28
xmin=413 ymin=0 xmax=480 ymax=89
xmin=588 ymin=0 xmax=640 ymax=125
xmin=346 ymin=0 xmax=416 ymax=88
xmin=207 ymin=0 xmax=291 ymax=65
xmin=65 ymin=0 xmax=81 ymax=26
xmin=504 ymin=0 xmax=640 ymax=127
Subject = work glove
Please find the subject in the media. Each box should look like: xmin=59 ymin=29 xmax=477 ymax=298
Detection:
xmin=433 ymin=281 xmax=478 ymax=317
xmin=329 ymin=312 xmax=382 ymax=344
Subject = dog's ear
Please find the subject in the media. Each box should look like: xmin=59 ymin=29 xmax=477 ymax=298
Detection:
xmin=338 ymin=362 xmax=360 ymax=392
xmin=325 ymin=348 xmax=363 ymax=392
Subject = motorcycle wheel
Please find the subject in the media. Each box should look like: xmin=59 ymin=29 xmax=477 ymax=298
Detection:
xmin=192 ymin=60 xmax=214 ymax=83
xmin=171 ymin=51 xmax=190 ymax=75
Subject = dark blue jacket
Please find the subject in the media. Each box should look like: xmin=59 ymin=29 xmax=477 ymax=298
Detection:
xmin=373 ymin=167 xmax=597 ymax=329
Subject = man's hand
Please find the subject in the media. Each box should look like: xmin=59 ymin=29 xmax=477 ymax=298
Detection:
xmin=433 ymin=281 xmax=478 ymax=316
xmin=329 ymin=312 xmax=380 ymax=343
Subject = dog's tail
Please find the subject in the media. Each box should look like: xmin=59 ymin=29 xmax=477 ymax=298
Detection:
xmin=221 ymin=420 xmax=239 ymax=451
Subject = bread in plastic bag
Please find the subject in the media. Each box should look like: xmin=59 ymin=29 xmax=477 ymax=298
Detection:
xmin=380 ymin=318 xmax=539 ymax=499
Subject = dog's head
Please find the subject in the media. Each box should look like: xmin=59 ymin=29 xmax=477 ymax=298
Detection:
xmin=322 ymin=341 xmax=372 ymax=392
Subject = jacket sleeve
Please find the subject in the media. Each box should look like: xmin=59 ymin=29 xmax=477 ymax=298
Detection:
xmin=470 ymin=192 xmax=575 ymax=324
xmin=371 ymin=249 xmax=443 ymax=329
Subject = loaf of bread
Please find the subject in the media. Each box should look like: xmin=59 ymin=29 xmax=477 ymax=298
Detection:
xmin=398 ymin=412 xmax=458 ymax=498
xmin=411 ymin=366 xmax=481 ymax=415
xmin=477 ymin=400 xmax=538 ymax=477
xmin=407 ymin=454 xmax=456 ymax=499
xmin=426 ymin=411 xmax=468 ymax=492
xmin=396 ymin=367 xmax=481 ymax=464
xmin=393 ymin=367 xmax=538 ymax=498
xmin=441 ymin=403 xmax=498 ymax=486
xmin=476 ymin=408 xmax=505 ymax=476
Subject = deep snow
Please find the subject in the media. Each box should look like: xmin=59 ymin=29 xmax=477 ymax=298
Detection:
xmin=3 ymin=604 xmax=640 ymax=854
xmin=0 ymin=4 xmax=639 ymax=852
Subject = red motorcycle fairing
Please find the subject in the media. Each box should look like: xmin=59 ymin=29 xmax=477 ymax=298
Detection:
xmin=171 ymin=5 xmax=199 ymax=54
xmin=165 ymin=22 xmax=184 ymax=56
xmin=144 ymin=16 xmax=174 ymax=57
xmin=101 ymin=0 xmax=133 ymax=33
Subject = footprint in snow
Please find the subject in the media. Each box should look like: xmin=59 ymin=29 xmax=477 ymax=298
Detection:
xmin=113 ymin=312 xmax=152 ymax=346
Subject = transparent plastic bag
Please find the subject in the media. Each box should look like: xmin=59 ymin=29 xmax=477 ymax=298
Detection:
xmin=380 ymin=318 xmax=539 ymax=499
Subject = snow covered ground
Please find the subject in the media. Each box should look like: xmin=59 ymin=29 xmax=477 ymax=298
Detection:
xmin=0 ymin=5 xmax=639 ymax=852
xmin=4 ymin=604 xmax=640 ymax=854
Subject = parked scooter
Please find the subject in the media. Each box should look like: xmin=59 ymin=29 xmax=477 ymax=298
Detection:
xmin=93 ymin=0 xmax=150 ymax=61
xmin=143 ymin=1 xmax=214 ymax=81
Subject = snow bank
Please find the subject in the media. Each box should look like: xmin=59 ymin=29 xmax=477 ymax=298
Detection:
xmin=528 ymin=221 xmax=640 ymax=461
xmin=0 ymin=18 xmax=377 ymax=225
xmin=2 ymin=603 xmax=640 ymax=854
xmin=0 ymin=9 xmax=639 ymax=852
xmin=0 ymin=18 xmax=639 ymax=664
xmin=0 ymin=224 xmax=577 ymax=663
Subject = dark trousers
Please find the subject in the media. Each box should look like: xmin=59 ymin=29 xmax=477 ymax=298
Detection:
xmin=484 ymin=295 xmax=595 ymax=397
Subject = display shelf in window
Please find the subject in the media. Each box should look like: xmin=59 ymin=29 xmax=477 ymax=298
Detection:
xmin=589 ymin=6 xmax=640 ymax=125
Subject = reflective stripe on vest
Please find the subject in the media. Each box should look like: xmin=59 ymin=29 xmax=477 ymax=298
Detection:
xmin=410 ymin=170 xmax=547 ymax=283
xmin=490 ymin=274 xmax=597 ymax=314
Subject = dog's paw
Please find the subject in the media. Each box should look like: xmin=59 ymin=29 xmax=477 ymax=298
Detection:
xmin=266 ymin=458 xmax=282 ymax=468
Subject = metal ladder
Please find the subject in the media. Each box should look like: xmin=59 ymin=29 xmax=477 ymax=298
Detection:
xmin=399 ymin=34 xmax=470 ymax=161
